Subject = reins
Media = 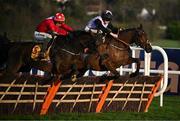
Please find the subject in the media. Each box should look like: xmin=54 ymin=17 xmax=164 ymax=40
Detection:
xmin=110 ymin=44 xmax=128 ymax=51
xmin=61 ymin=48 xmax=80 ymax=56
xmin=110 ymin=36 xmax=130 ymax=50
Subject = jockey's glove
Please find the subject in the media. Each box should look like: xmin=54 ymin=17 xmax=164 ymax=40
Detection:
xmin=110 ymin=32 xmax=118 ymax=38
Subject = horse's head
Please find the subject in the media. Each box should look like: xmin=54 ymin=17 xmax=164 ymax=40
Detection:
xmin=133 ymin=24 xmax=152 ymax=53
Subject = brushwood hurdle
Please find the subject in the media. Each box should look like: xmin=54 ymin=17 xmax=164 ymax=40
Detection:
xmin=0 ymin=74 xmax=162 ymax=115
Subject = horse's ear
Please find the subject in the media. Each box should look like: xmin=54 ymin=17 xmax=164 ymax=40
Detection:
xmin=139 ymin=24 xmax=143 ymax=29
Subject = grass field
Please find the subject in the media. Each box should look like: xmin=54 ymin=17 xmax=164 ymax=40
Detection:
xmin=0 ymin=96 xmax=180 ymax=120
xmin=152 ymin=39 xmax=180 ymax=48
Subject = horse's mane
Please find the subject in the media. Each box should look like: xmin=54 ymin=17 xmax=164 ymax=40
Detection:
xmin=119 ymin=28 xmax=137 ymax=33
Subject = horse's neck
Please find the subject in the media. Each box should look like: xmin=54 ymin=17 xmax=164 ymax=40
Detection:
xmin=119 ymin=30 xmax=135 ymax=44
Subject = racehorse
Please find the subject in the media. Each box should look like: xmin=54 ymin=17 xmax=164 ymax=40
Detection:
xmin=49 ymin=24 xmax=152 ymax=81
xmin=71 ymin=24 xmax=152 ymax=78
xmin=94 ymin=24 xmax=152 ymax=77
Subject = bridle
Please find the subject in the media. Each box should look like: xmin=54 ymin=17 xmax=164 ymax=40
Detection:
xmin=132 ymin=29 xmax=151 ymax=47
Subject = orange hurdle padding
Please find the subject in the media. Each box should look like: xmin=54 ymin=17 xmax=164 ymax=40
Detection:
xmin=40 ymin=80 xmax=62 ymax=115
xmin=144 ymin=76 xmax=163 ymax=112
xmin=96 ymin=80 xmax=113 ymax=113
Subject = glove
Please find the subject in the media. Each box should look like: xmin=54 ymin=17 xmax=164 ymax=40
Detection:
xmin=110 ymin=32 xmax=118 ymax=38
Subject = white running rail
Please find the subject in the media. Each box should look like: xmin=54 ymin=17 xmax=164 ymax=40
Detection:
xmin=121 ymin=46 xmax=168 ymax=107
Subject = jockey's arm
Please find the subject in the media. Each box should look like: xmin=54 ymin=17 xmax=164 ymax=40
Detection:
xmin=61 ymin=23 xmax=73 ymax=32
xmin=48 ymin=22 xmax=68 ymax=36
xmin=108 ymin=23 xmax=118 ymax=38
xmin=108 ymin=23 xmax=118 ymax=34
xmin=110 ymin=32 xmax=118 ymax=38
xmin=95 ymin=19 xmax=111 ymax=34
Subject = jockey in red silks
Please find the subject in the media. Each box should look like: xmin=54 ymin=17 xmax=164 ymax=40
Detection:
xmin=34 ymin=12 xmax=73 ymax=40
xmin=34 ymin=12 xmax=73 ymax=57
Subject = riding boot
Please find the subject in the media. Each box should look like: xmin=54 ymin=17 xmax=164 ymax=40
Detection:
xmin=39 ymin=41 xmax=49 ymax=59
xmin=82 ymin=53 xmax=89 ymax=64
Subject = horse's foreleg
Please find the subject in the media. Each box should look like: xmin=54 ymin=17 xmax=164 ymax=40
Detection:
xmin=126 ymin=58 xmax=140 ymax=77
xmin=102 ymin=59 xmax=119 ymax=78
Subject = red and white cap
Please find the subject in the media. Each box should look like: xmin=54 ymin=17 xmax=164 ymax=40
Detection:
xmin=54 ymin=13 xmax=65 ymax=22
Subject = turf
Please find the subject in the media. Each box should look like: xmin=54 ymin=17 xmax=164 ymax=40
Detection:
xmin=152 ymin=39 xmax=180 ymax=48
xmin=0 ymin=95 xmax=180 ymax=120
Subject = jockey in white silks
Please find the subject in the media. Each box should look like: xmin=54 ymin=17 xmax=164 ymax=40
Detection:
xmin=85 ymin=10 xmax=118 ymax=38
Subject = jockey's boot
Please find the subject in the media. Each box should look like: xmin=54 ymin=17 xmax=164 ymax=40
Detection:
xmin=38 ymin=41 xmax=49 ymax=60
xmin=82 ymin=53 xmax=90 ymax=66
xmin=82 ymin=47 xmax=89 ymax=62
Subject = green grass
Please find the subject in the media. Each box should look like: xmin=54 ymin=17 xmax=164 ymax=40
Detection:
xmin=1 ymin=96 xmax=180 ymax=120
xmin=152 ymin=39 xmax=180 ymax=48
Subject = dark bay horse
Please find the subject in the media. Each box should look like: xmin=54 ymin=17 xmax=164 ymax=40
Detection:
xmin=48 ymin=31 xmax=97 ymax=80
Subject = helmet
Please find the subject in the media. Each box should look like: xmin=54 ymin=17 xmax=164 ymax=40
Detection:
xmin=101 ymin=10 xmax=113 ymax=21
xmin=54 ymin=13 xmax=65 ymax=22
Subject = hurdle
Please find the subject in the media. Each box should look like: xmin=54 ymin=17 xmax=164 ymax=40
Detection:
xmin=39 ymin=76 xmax=162 ymax=115
xmin=0 ymin=73 xmax=163 ymax=115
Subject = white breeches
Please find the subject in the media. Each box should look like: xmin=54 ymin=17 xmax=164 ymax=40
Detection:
xmin=34 ymin=31 xmax=52 ymax=41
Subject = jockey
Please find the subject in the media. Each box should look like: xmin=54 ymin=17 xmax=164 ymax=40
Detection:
xmin=85 ymin=10 xmax=118 ymax=38
xmin=34 ymin=12 xmax=73 ymax=58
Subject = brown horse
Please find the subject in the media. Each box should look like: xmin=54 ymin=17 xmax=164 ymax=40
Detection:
xmin=49 ymin=24 xmax=152 ymax=81
xmin=83 ymin=24 xmax=152 ymax=78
